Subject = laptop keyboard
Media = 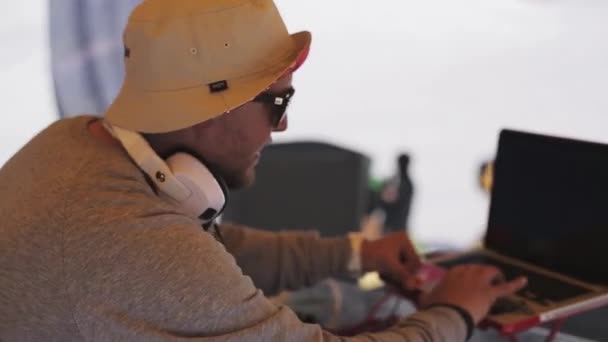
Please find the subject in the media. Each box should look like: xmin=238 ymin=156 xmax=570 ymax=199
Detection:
xmin=436 ymin=254 xmax=591 ymax=305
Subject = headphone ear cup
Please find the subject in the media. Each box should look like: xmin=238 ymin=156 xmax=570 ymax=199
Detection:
xmin=103 ymin=121 xmax=227 ymax=221
xmin=165 ymin=153 xmax=227 ymax=221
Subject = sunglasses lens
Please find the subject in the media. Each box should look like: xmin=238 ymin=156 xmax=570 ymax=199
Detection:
xmin=274 ymin=108 xmax=287 ymax=127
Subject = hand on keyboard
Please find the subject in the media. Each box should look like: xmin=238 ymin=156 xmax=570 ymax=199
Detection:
xmin=419 ymin=264 xmax=528 ymax=323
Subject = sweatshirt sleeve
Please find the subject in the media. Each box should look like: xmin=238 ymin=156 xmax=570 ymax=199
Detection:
xmin=219 ymin=222 xmax=353 ymax=296
xmin=68 ymin=220 xmax=468 ymax=342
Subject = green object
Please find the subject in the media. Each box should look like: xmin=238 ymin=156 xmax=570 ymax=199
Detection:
xmin=368 ymin=177 xmax=384 ymax=192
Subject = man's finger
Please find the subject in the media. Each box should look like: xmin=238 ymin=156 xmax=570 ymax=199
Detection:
xmin=398 ymin=234 xmax=422 ymax=272
xmin=493 ymin=277 xmax=528 ymax=297
xmin=381 ymin=258 xmax=411 ymax=286
xmin=391 ymin=259 xmax=422 ymax=291
xmin=403 ymin=274 xmax=424 ymax=290
xmin=476 ymin=265 xmax=503 ymax=282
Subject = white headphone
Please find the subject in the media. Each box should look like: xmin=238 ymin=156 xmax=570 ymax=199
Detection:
xmin=102 ymin=120 xmax=227 ymax=223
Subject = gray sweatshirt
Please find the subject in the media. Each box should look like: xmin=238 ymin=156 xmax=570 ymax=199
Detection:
xmin=0 ymin=116 xmax=467 ymax=341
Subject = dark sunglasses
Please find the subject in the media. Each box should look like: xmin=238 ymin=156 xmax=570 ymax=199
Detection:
xmin=252 ymin=87 xmax=295 ymax=127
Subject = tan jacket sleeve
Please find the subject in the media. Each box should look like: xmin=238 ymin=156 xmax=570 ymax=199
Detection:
xmin=219 ymin=222 xmax=353 ymax=296
xmin=70 ymin=219 xmax=468 ymax=341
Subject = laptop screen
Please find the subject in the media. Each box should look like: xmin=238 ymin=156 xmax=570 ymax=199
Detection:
xmin=486 ymin=129 xmax=608 ymax=286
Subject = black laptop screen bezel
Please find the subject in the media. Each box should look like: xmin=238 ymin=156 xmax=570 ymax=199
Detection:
xmin=485 ymin=129 xmax=608 ymax=286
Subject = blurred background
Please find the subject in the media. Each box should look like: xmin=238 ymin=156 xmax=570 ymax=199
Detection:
xmin=2 ymin=1 xmax=608 ymax=340
xmin=2 ymin=0 xmax=608 ymax=250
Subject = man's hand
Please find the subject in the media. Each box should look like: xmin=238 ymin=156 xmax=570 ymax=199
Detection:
xmin=360 ymin=231 xmax=422 ymax=290
xmin=419 ymin=264 xmax=528 ymax=323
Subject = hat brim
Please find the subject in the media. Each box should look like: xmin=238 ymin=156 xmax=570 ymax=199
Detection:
xmin=105 ymin=31 xmax=311 ymax=133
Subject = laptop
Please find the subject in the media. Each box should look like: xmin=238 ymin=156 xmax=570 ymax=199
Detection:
xmin=421 ymin=129 xmax=608 ymax=333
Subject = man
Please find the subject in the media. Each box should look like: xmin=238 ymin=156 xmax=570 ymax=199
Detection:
xmin=0 ymin=0 xmax=526 ymax=340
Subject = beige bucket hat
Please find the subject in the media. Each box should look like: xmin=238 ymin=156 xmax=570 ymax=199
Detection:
xmin=105 ymin=0 xmax=311 ymax=133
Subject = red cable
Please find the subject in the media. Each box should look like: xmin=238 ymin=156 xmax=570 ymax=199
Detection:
xmin=545 ymin=318 xmax=567 ymax=342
